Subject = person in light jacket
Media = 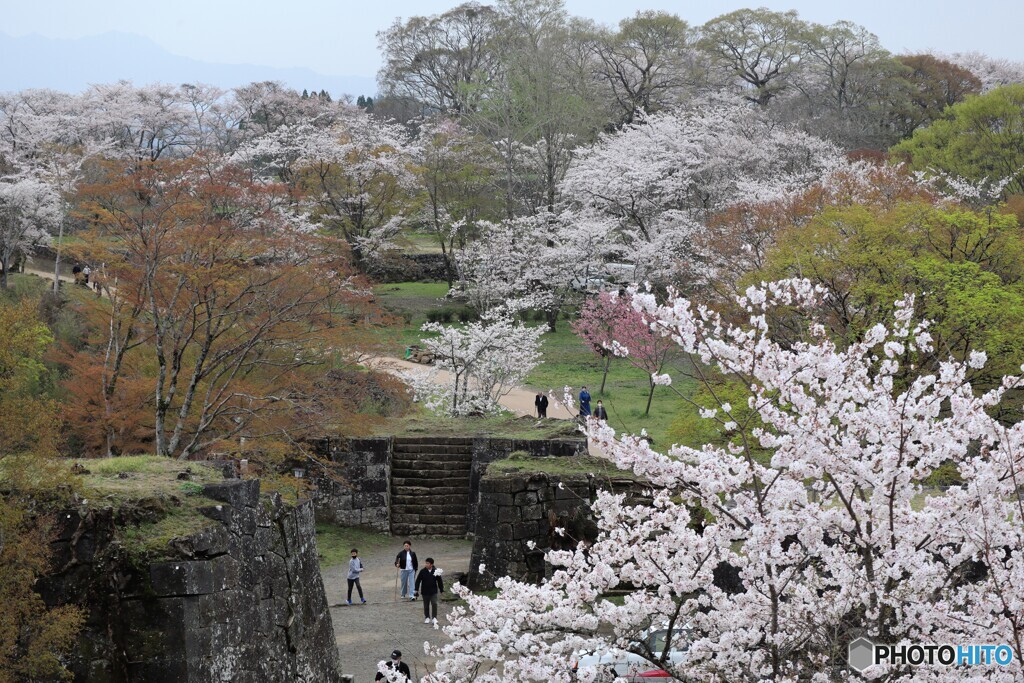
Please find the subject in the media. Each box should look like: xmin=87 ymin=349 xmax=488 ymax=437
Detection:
xmin=347 ymin=548 xmax=365 ymax=604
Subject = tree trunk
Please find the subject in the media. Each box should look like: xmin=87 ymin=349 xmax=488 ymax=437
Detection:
xmin=53 ymin=214 xmax=65 ymax=293
xmin=644 ymin=378 xmax=655 ymax=417
xmin=599 ymin=353 xmax=611 ymax=395
xmin=545 ymin=308 xmax=558 ymax=333
xmin=0 ymin=254 xmax=8 ymax=289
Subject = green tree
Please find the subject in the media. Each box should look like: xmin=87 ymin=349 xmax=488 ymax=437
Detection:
xmin=891 ymin=84 xmax=1024 ymax=195
xmin=698 ymin=8 xmax=808 ymax=106
xmin=377 ymin=2 xmax=502 ymax=115
xmin=751 ymin=202 xmax=1024 ymax=405
xmin=587 ymin=11 xmax=694 ymax=125
xmin=0 ymin=299 xmax=84 ymax=681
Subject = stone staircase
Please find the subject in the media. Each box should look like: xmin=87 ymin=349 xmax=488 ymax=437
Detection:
xmin=390 ymin=437 xmax=474 ymax=537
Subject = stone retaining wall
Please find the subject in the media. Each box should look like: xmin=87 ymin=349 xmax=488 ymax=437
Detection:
xmin=467 ymin=472 xmax=595 ymax=591
xmin=466 ymin=438 xmax=587 ymax=537
xmin=309 ymin=436 xmax=587 ymax=536
xmin=309 ymin=437 xmax=392 ymax=531
xmin=41 ymin=479 xmax=342 ymax=682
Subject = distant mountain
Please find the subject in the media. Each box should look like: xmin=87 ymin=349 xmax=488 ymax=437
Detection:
xmin=0 ymin=31 xmax=377 ymax=98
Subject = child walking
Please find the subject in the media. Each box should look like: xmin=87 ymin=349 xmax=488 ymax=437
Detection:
xmin=347 ymin=548 xmax=366 ymax=605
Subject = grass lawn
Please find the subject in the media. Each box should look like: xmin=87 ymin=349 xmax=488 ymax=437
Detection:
xmin=526 ymin=325 xmax=697 ymax=447
xmin=368 ymin=281 xmax=700 ymax=446
xmin=0 ymin=272 xmax=52 ymax=300
xmin=66 ymin=455 xmax=226 ymax=559
xmin=393 ymin=232 xmax=444 ymax=254
xmin=372 ymin=281 xmax=451 ymax=351
xmin=486 ymin=452 xmax=641 ymax=480
xmin=316 ymin=523 xmax=395 ymax=567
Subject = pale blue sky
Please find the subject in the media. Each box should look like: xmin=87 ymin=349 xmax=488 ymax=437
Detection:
xmin=4 ymin=0 xmax=1021 ymax=78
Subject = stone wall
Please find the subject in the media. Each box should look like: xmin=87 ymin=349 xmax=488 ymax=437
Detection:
xmin=309 ymin=437 xmax=392 ymax=531
xmin=41 ymin=479 xmax=343 ymax=682
xmin=467 ymin=471 xmax=595 ymax=591
xmin=466 ymin=438 xmax=587 ymax=537
xmin=309 ymin=436 xmax=587 ymax=536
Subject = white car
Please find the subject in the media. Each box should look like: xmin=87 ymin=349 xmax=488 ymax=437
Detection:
xmin=572 ymin=627 xmax=688 ymax=682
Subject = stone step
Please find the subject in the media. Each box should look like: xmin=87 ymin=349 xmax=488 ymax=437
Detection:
xmin=391 ymin=451 xmax=475 ymax=464
xmin=392 ymin=444 xmax=475 ymax=455
xmin=389 ymin=497 xmax=468 ymax=511
xmin=393 ymin=437 xmax=475 ymax=447
xmin=391 ymin=503 xmax=468 ymax=516
xmin=389 ymin=466 xmax=473 ymax=479
xmin=391 ymin=475 xmax=471 ymax=485
xmin=391 ymin=513 xmax=467 ymax=525
xmin=391 ymin=484 xmax=470 ymax=497
xmin=390 ymin=523 xmax=467 ymax=537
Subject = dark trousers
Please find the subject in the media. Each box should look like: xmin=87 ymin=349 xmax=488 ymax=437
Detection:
xmin=347 ymin=578 xmax=364 ymax=602
xmin=423 ymin=593 xmax=438 ymax=619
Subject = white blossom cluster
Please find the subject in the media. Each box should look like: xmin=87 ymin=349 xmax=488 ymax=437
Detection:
xmin=427 ymin=280 xmax=1024 ymax=682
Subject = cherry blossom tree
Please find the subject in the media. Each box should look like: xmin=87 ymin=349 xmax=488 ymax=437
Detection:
xmin=573 ymin=291 xmax=679 ymax=416
xmin=455 ymin=210 xmax=614 ymax=330
xmin=0 ymin=175 xmax=61 ymax=288
xmin=571 ymin=293 xmax=637 ymax=394
xmin=410 ymin=310 xmax=545 ymax=416
xmin=430 ymin=280 xmax=1024 ymax=682
xmin=238 ymin=107 xmax=418 ymax=264
xmin=559 ymin=101 xmax=843 ymax=285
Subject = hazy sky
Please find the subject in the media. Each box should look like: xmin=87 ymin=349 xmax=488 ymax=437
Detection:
xmin=5 ymin=0 xmax=1021 ymax=78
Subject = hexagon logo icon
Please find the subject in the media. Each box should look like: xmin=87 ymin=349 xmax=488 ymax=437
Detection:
xmin=848 ymin=637 xmax=875 ymax=672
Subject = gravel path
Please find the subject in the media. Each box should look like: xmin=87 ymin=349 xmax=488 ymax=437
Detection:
xmin=323 ymin=538 xmax=474 ymax=682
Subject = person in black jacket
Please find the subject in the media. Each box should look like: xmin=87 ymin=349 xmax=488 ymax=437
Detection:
xmin=375 ymin=649 xmax=411 ymax=681
xmin=414 ymin=557 xmax=444 ymax=625
xmin=593 ymin=400 xmax=608 ymax=421
xmin=394 ymin=541 xmax=418 ymax=601
xmin=535 ymin=392 xmax=549 ymax=418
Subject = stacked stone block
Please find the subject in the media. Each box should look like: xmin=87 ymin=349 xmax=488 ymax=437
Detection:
xmin=468 ymin=472 xmax=594 ymax=591
xmin=390 ymin=437 xmax=474 ymax=536
xmin=310 ymin=437 xmax=392 ymax=531
xmin=42 ymin=479 xmax=342 ymax=682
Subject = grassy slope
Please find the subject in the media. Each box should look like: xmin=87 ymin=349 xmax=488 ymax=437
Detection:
xmin=371 ymin=281 xmax=698 ymax=446
xmin=525 ymin=325 xmax=697 ymax=446
xmin=72 ymin=456 xmax=225 ymax=557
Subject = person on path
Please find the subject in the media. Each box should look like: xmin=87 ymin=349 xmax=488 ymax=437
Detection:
xmin=535 ymin=392 xmax=549 ymax=418
xmin=347 ymin=548 xmax=365 ymax=604
xmin=394 ymin=541 xmax=418 ymax=601
xmin=414 ymin=557 xmax=444 ymax=625
xmin=593 ymin=399 xmax=608 ymax=421
xmin=82 ymin=264 xmax=91 ymax=285
xmin=579 ymin=386 xmax=592 ymax=418
xmin=375 ymin=649 xmax=411 ymax=681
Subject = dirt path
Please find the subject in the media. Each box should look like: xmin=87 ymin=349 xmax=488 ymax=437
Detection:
xmin=366 ymin=356 xmax=577 ymax=420
xmin=323 ymin=538 xmax=474 ymax=681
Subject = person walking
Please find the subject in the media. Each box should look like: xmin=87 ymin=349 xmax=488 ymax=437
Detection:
xmin=593 ymin=399 xmax=608 ymax=421
xmin=394 ymin=541 xmax=418 ymax=601
xmin=347 ymin=548 xmax=366 ymax=605
xmin=414 ymin=557 xmax=444 ymax=625
xmin=375 ymin=649 xmax=411 ymax=681
xmin=535 ymin=392 xmax=549 ymax=418
xmin=579 ymin=386 xmax=592 ymax=418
